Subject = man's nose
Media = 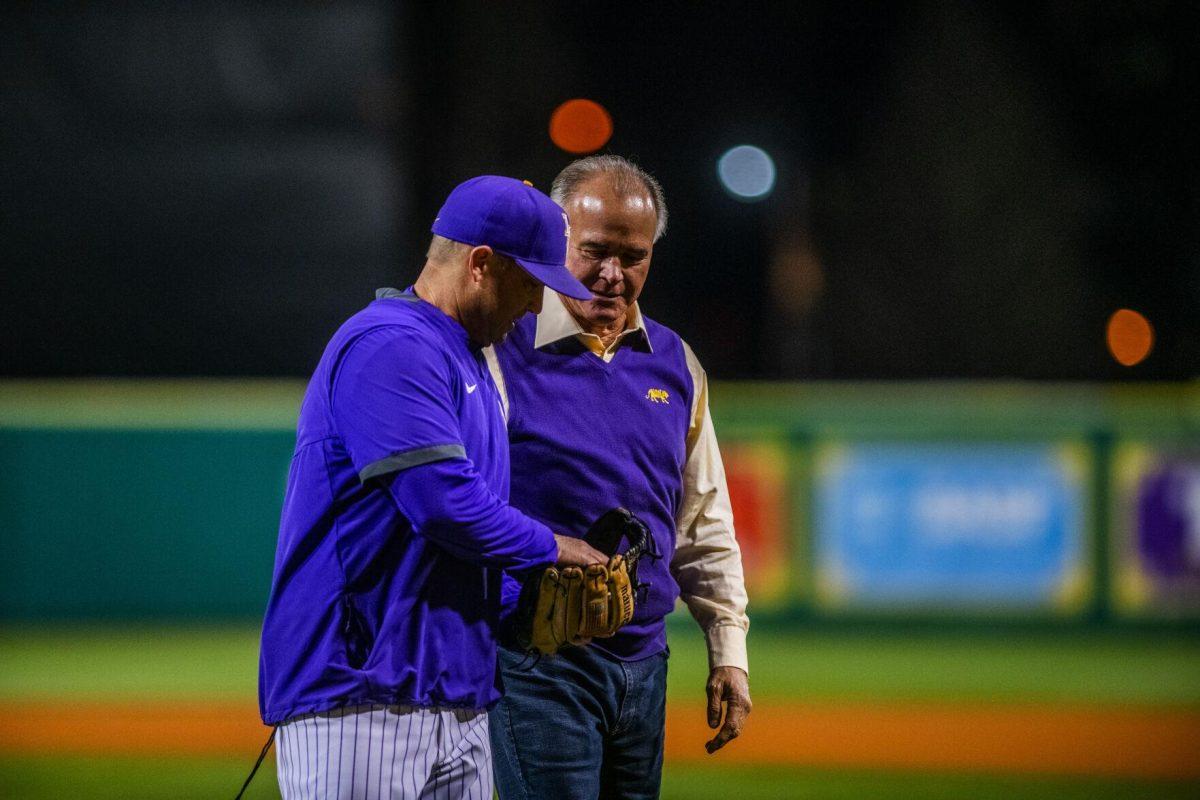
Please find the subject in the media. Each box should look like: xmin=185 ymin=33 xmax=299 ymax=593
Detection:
xmin=598 ymin=258 xmax=622 ymax=284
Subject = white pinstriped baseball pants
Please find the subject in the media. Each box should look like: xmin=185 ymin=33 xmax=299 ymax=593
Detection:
xmin=275 ymin=704 xmax=493 ymax=800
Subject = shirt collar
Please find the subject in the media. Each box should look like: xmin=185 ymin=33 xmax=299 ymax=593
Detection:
xmin=375 ymin=286 xmax=476 ymax=351
xmin=533 ymin=288 xmax=653 ymax=354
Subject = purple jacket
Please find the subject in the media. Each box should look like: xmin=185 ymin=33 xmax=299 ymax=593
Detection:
xmin=259 ymin=289 xmax=556 ymax=724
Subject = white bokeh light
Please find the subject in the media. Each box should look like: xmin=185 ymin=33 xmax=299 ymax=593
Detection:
xmin=717 ymin=145 xmax=776 ymax=201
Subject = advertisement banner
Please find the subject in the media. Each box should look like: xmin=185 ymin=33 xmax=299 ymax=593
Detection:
xmin=813 ymin=442 xmax=1090 ymax=612
xmin=721 ymin=440 xmax=791 ymax=609
xmin=1112 ymin=444 xmax=1200 ymax=617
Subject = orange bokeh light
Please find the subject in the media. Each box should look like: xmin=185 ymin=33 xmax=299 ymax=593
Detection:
xmin=549 ymin=99 xmax=612 ymax=154
xmin=1106 ymin=308 xmax=1154 ymax=367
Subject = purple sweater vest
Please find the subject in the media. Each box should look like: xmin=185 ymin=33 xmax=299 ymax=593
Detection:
xmin=495 ymin=312 xmax=695 ymax=660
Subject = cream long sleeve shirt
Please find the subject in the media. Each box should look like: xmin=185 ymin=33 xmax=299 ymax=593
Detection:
xmin=485 ymin=289 xmax=749 ymax=674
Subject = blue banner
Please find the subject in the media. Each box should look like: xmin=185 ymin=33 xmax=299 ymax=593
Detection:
xmin=814 ymin=443 xmax=1089 ymax=610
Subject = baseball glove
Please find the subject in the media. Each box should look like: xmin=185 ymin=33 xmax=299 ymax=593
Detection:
xmin=513 ymin=507 xmax=650 ymax=656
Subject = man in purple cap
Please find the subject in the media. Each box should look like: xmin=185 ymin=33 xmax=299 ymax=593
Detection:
xmin=258 ymin=176 xmax=604 ymax=799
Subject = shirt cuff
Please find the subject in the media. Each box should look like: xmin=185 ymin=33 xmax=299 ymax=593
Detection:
xmin=705 ymin=623 xmax=748 ymax=675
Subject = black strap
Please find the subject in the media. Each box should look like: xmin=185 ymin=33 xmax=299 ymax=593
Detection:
xmin=581 ymin=507 xmax=652 ymax=593
xmin=234 ymin=727 xmax=276 ymax=800
xmin=582 ymin=508 xmax=630 ymax=555
xmin=622 ymin=514 xmax=651 ymax=565
xmin=583 ymin=507 xmax=649 ymax=559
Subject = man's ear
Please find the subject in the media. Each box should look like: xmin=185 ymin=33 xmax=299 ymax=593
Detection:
xmin=467 ymin=245 xmax=493 ymax=284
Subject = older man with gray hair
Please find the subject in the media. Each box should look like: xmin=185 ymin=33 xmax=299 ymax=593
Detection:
xmin=485 ymin=156 xmax=751 ymax=799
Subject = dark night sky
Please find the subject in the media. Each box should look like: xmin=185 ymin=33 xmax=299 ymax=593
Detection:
xmin=3 ymin=2 xmax=1196 ymax=380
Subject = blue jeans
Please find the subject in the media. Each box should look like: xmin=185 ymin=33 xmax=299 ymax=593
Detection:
xmin=490 ymin=644 xmax=668 ymax=799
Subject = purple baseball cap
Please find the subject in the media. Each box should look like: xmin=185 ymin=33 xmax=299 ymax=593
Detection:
xmin=431 ymin=175 xmax=592 ymax=301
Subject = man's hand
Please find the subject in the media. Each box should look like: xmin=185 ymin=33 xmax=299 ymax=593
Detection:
xmin=552 ymin=533 xmax=607 ymax=566
xmin=705 ymin=666 xmax=751 ymax=754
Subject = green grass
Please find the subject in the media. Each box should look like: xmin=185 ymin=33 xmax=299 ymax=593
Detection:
xmin=664 ymin=764 xmax=1200 ymax=800
xmin=0 ymin=755 xmax=282 ymax=800
xmin=0 ymin=626 xmax=262 ymax=700
xmin=666 ymin=625 xmax=1200 ymax=706
xmin=0 ymin=756 xmax=1195 ymax=800
xmin=3 ymin=624 xmax=1197 ymax=706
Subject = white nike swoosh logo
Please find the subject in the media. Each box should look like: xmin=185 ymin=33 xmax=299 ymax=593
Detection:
xmin=466 ymin=383 xmax=478 ymax=394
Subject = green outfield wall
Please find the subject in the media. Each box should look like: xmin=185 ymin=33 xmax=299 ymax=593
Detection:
xmin=2 ymin=380 xmax=1198 ymax=622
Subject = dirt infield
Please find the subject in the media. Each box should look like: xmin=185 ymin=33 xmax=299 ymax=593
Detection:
xmin=2 ymin=700 xmax=1197 ymax=779
xmin=667 ymin=702 xmax=1200 ymax=779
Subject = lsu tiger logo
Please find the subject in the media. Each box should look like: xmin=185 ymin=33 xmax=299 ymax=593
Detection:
xmin=645 ymin=388 xmax=670 ymax=404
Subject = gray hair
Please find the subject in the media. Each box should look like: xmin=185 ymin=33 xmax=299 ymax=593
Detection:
xmin=550 ymin=155 xmax=668 ymax=242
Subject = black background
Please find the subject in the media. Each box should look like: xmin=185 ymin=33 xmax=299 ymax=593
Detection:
xmin=3 ymin=2 xmax=1196 ymax=379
